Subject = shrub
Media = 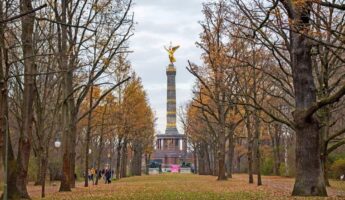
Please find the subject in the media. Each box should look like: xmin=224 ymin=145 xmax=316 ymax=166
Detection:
xmin=329 ymin=152 xmax=345 ymax=163
xmin=279 ymin=163 xmax=287 ymax=177
xmin=75 ymin=165 xmax=84 ymax=181
xmin=279 ymin=163 xmax=295 ymax=177
xmin=28 ymin=156 xmax=39 ymax=182
xmin=260 ymin=157 xmax=273 ymax=175
xmin=330 ymin=159 xmax=345 ymax=179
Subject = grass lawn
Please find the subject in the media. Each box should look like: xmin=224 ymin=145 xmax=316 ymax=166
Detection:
xmin=6 ymin=174 xmax=345 ymax=199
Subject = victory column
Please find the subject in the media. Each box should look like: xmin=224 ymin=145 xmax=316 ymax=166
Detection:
xmin=151 ymin=43 xmax=190 ymax=166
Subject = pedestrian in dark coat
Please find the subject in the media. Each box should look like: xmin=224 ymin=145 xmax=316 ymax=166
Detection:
xmin=105 ymin=169 xmax=111 ymax=184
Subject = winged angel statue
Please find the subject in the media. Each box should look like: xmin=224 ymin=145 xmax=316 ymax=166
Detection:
xmin=164 ymin=43 xmax=180 ymax=64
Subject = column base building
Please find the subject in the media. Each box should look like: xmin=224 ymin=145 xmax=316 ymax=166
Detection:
xmin=153 ymin=133 xmax=187 ymax=165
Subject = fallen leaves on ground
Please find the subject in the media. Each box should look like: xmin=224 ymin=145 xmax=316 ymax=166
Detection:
xmin=24 ymin=174 xmax=345 ymax=200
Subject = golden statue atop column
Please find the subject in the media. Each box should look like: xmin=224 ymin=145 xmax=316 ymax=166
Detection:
xmin=164 ymin=43 xmax=180 ymax=63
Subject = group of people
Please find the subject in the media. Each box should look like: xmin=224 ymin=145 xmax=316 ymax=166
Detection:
xmin=87 ymin=167 xmax=113 ymax=184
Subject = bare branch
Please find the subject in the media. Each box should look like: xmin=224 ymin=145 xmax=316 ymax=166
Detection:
xmin=0 ymin=4 xmax=47 ymax=23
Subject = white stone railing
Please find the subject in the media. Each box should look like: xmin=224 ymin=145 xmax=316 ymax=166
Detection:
xmin=148 ymin=168 xmax=160 ymax=175
xmin=180 ymin=168 xmax=192 ymax=173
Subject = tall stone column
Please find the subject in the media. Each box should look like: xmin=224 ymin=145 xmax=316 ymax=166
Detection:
xmin=165 ymin=63 xmax=179 ymax=135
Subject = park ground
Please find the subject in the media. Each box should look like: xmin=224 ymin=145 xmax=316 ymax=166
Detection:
xmin=8 ymin=174 xmax=345 ymax=199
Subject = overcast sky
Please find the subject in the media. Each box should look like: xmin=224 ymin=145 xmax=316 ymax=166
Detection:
xmin=129 ymin=0 xmax=205 ymax=134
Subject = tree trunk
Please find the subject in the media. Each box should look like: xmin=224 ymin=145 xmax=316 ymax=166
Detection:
xmin=227 ymin=135 xmax=234 ymax=178
xmin=197 ymin=145 xmax=205 ymax=175
xmin=0 ymin=8 xmax=20 ymax=197
xmin=290 ymin=12 xmax=327 ymax=195
xmin=131 ymin=141 xmax=142 ymax=176
xmin=213 ymin=148 xmax=219 ymax=176
xmin=0 ymin=43 xmax=19 ymax=197
xmin=144 ymin=154 xmax=150 ymax=175
xmin=254 ymin=112 xmax=262 ymax=186
xmin=1 ymin=114 xmax=19 ymax=199
xmin=95 ymin=130 xmax=104 ymax=185
xmin=292 ymin=120 xmax=326 ymax=196
xmin=40 ymin=149 xmax=48 ymax=198
xmin=84 ymin=85 xmax=94 ymax=187
xmin=0 ymin=0 xmax=5 ymax=165
xmin=60 ymin=77 xmax=77 ymax=191
xmin=84 ymin=135 xmax=90 ymax=187
xmin=321 ymin=151 xmax=330 ymax=187
xmin=115 ymin=137 xmax=122 ymax=179
xmin=193 ymin=149 xmax=198 ymax=174
xmin=272 ymin=141 xmax=280 ymax=176
xmin=59 ymin=0 xmax=72 ymax=191
xmin=5 ymin=141 xmax=19 ymax=199
xmin=35 ymin=153 xmax=42 ymax=186
xmin=272 ymin=123 xmax=281 ymax=176
xmin=320 ymin=107 xmax=331 ymax=187
xmin=59 ymin=123 xmax=72 ymax=192
xmin=59 ymin=73 xmax=76 ymax=191
xmin=236 ymin=155 xmax=241 ymax=173
xmin=217 ymin=130 xmax=227 ymax=180
xmin=205 ymin=144 xmax=212 ymax=175
xmin=15 ymin=0 xmax=36 ymax=197
xmin=16 ymin=143 xmax=34 ymax=197
xmin=120 ymin=139 xmax=128 ymax=178
xmin=246 ymin=116 xmax=253 ymax=184
xmin=69 ymin=117 xmax=77 ymax=188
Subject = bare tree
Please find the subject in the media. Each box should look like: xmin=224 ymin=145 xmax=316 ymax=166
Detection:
xmin=228 ymin=0 xmax=345 ymax=196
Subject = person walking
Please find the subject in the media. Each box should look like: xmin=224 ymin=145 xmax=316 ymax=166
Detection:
xmin=91 ymin=167 xmax=96 ymax=185
xmin=105 ymin=169 xmax=111 ymax=184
